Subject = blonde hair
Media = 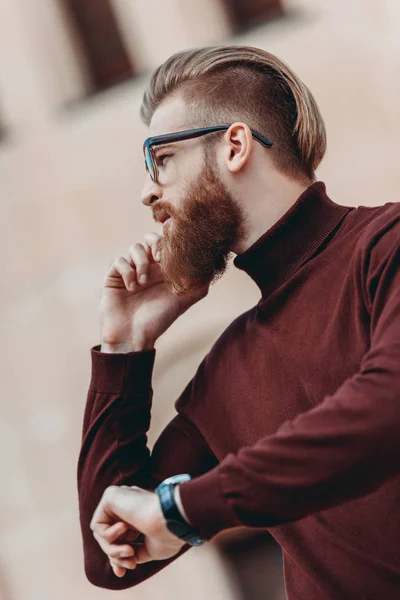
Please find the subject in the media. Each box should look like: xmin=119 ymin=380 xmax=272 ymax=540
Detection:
xmin=140 ymin=45 xmax=326 ymax=182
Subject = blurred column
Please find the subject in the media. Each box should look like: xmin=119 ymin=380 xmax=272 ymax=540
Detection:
xmin=0 ymin=0 xmax=90 ymax=130
xmin=61 ymin=0 xmax=135 ymax=91
xmin=223 ymin=0 xmax=284 ymax=31
xmin=110 ymin=0 xmax=232 ymax=72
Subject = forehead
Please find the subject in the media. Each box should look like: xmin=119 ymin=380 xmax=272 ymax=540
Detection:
xmin=148 ymin=95 xmax=188 ymax=137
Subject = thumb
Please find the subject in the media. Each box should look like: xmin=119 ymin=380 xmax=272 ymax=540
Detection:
xmin=135 ymin=544 xmax=154 ymax=564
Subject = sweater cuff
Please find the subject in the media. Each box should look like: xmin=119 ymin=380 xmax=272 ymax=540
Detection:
xmin=178 ymin=467 xmax=242 ymax=540
xmin=89 ymin=344 xmax=156 ymax=394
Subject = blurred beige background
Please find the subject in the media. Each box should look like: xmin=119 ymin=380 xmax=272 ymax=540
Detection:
xmin=0 ymin=0 xmax=399 ymax=599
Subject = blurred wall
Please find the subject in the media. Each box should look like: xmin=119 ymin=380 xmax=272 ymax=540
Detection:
xmin=0 ymin=0 xmax=399 ymax=599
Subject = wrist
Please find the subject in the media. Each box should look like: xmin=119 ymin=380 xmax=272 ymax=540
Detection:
xmin=174 ymin=485 xmax=192 ymax=525
xmin=155 ymin=475 xmax=205 ymax=546
xmin=100 ymin=339 xmax=155 ymax=353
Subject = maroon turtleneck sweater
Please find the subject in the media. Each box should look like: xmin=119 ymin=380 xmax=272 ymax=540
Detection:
xmin=78 ymin=182 xmax=400 ymax=599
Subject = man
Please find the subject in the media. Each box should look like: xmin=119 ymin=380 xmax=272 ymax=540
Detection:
xmin=78 ymin=45 xmax=400 ymax=599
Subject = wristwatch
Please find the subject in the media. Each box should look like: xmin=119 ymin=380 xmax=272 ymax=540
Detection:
xmin=155 ymin=474 xmax=206 ymax=546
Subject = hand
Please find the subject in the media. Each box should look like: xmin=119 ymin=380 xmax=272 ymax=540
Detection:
xmin=100 ymin=232 xmax=209 ymax=350
xmin=90 ymin=485 xmax=186 ymax=578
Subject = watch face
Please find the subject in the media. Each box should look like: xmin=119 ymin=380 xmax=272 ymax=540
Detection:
xmin=167 ymin=519 xmax=203 ymax=545
xmin=167 ymin=519 xmax=189 ymax=536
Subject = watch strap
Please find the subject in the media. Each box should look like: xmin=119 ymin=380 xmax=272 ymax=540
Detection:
xmin=155 ymin=474 xmax=205 ymax=546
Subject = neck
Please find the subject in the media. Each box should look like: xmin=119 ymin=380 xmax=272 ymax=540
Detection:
xmin=232 ymin=174 xmax=312 ymax=255
xmin=233 ymin=181 xmax=352 ymax=300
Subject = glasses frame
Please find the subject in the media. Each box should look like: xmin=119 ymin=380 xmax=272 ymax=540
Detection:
xmin=143 ymin=125 xmax=273 ymax=183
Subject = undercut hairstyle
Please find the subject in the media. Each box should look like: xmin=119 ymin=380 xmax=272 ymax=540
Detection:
xmin=140 ymin=45 xmax=327 ymax=183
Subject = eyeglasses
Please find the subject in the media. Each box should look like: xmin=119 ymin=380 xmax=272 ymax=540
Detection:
xmin=143 ymin=125 xmax=273 ymax=184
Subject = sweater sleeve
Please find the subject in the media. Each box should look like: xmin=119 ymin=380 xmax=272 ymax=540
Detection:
xmin=77 ymin=345 xmax=218 ymax=590
xmin=178 ymin=216 xmax=400 ymax=540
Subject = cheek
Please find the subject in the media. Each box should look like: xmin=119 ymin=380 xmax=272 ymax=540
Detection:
xmin=166 ymin=151 xmax=204 ymax=211
xmin=180 ymin=147 xmax=204 ymax=179
xmin=171 ymin=179 xmax=191 ymax=212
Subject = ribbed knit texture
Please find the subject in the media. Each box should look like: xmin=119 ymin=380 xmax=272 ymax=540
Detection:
xmin=78 ymin=182 xmax=400 ymax=598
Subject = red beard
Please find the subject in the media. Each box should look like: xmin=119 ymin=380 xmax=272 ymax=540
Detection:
xmin=159 ymin=150 xmax=247 ymax=295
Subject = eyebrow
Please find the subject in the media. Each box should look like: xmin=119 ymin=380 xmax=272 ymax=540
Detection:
xmin=153 ymin=142 xmax=177 ymax=152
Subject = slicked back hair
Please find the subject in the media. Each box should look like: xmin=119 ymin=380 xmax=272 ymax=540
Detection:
xmin=140 ymin=45 xmax=327 ymax=183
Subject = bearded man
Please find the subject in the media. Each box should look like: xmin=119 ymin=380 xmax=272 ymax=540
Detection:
xmin=78 ymin=44 xmax=400 ymax=599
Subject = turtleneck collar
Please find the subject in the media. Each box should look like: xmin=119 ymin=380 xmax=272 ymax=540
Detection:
xmin=233 ymin=181 xmax=352 ymax=299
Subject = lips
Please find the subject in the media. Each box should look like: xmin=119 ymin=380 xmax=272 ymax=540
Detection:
xmin=155 ymin=210 xmax=171 ymax=224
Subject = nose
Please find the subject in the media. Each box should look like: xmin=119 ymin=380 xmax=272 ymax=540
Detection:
xmin=140 ymin=173 xmax=162 ymax=207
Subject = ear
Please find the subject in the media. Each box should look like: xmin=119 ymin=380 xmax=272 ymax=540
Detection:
xmin=223 ymin=122 xmax=253 ymax=174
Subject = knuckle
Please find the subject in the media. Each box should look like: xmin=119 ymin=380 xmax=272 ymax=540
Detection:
xmin=115 ymin=256 xmax=127 ymax=268
xmin=135 ymin=257 xmax=149 ymax=272
xmin=117 ymin=557 xmax=136 ymax=568
xmin=127 ymin=245 xmax=141 ymax=260
xmin=144 ymin=232 xmax=161 ymax=242
xmin=110 ymin=557 xmax=122 ymax=568
xmin=102 ymin=527 xmax=113 ymax=539
xmin=104 ymin=485 xmax=117 ymax=500
xmin=131 ymin=242 xmax=143 ymax=251
xmin=110 ymin=546 xmax=122 ymax=558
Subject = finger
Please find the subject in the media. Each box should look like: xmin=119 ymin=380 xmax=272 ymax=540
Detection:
xmin=102 ymin=521 xmax=128 ymax=543
xmin=116 ymin=526 xmax=143 ymax=544
xmin=110 ymin=554 xmax=137 ymax=569
xmin=104 ymin=256 xmax=139 ymax=293
xmin=90 ymin=486 xmax=132 ymax=537
xmin=141 ymin=239 xmax=155 ymax=263
xmin=93 ymin=531 xmax=135 ymax=559
xmin=92 ymin=486 xmax=147 ymax=539
xmin=143 ymin=232 xmax=163 ymax=262
xmin=110 ymin=561 xmax=126 ymax=578
xmin=127 ymin=243 xmax=150 ymax=286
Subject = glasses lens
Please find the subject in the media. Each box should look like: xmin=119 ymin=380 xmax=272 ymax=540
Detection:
xmin=144 ymin=145 xmax=155 ymax=181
